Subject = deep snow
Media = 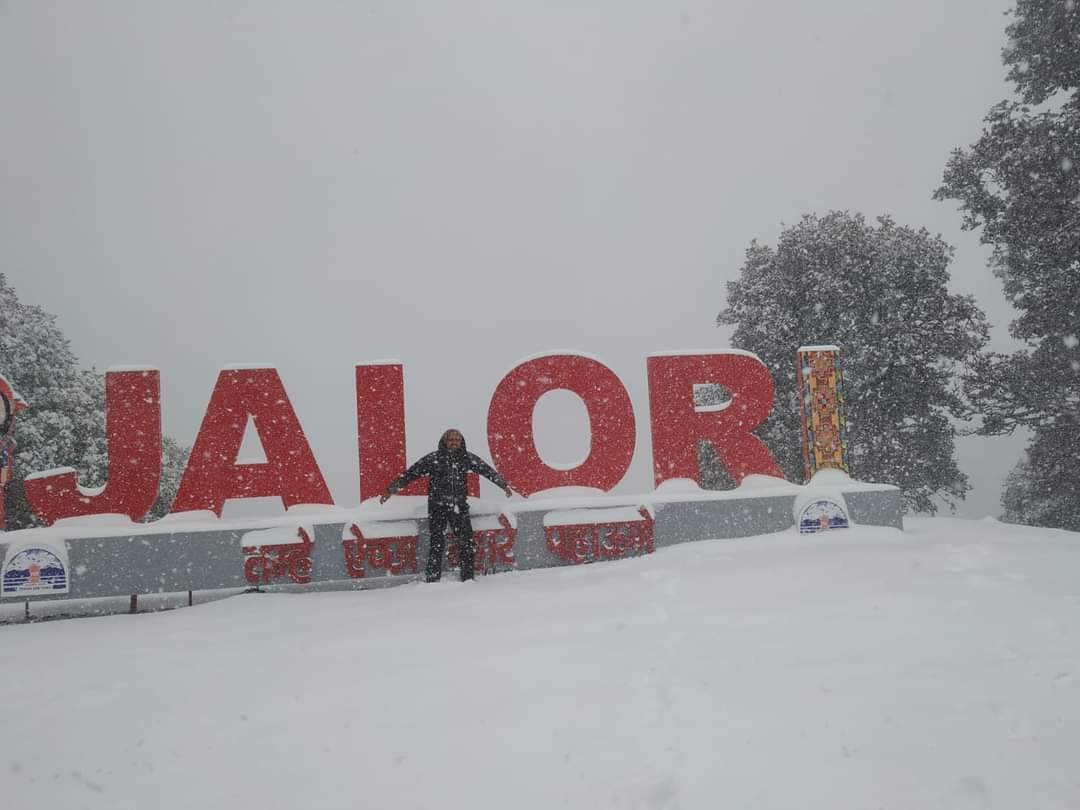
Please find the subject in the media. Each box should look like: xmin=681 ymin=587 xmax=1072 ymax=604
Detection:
xmin=2 ymin=517 xmax=1078 ymax=809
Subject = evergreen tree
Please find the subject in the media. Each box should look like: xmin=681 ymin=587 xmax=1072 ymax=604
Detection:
xmin=935 ymin=0 xmax=1080 ymax=530
xmin=0 ymin=274 xmax=188 ymax=529
xmin=1000 ymin=414 xmax=1080 ymax=528
xmin=718 ymin=212 xmax=989 ymax=513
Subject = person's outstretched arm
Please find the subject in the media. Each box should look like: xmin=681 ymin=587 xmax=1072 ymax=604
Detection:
xmin=466 ymin=452 xmax=519 ymax=498
xmin=380 ymin=453 xmax=435 ymax=503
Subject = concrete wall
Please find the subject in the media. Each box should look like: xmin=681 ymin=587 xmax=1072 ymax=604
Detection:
xmin=0 ymin=484 xmax=903 ymax=604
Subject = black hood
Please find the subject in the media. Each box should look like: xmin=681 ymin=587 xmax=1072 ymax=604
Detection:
xmin=437 ymin=429 xmax=466 ymax=454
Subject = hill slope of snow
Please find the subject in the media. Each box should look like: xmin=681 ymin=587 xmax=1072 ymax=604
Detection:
xmin=2 ymin=518 xmax=1078 ymax=809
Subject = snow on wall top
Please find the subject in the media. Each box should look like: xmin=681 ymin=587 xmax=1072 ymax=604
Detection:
xmin=54 ymin=513 xmax=135 ymax=529
xmin=647 ymin=348 xmax=762 ymax=360
xmin=344 ymin=520 xmax=418 ymax=540
xmin=104 ymin=365 xmax=158 ymax=373
xmin=0 ymin=478 xmax=898 ymax=542
xmin=241 ymin=524 xmax=313 ymax=547
xmin=543 ymin=505 xmax=650 ymax=526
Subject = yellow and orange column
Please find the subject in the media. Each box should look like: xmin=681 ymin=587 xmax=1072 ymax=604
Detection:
xmin=796 ymin=346 xmax=848 ymax=481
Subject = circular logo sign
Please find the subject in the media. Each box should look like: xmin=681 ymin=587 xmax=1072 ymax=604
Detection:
xmin=797 ymin=498 xmax=850 ymax=534
xmin=2 ymin=546 xmax=70 ymax=596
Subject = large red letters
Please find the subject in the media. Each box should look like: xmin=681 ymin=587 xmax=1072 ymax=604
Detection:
xmin=25 ymin=369 xmax=162 ymax=524
xmin=356 ymin=363 xmax=426 ymax=501
xmin=647 ymin=352 xmax=782 ymax=486
xmin=172 ymin=367 xmax=332 ymax=515
xmin=487 ymin=354 xmax=636 ymax=495
xmin=22 ymin=352 xmax=786 ymax=524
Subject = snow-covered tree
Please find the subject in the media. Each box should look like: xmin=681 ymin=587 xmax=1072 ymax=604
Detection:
xmin=717 ymin=212 xmax=989 ymax=513
xmin=935 ymin=0 xmax=1080 ymax=530
xmin=1000 ymin=413 xmax=1080 ymax=529
xmin=0 ymin=274 xmax=188 ymax=528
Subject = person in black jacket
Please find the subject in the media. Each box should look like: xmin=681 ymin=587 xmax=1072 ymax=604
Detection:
xmin=380 ymin=428 xmax=515 ymax=582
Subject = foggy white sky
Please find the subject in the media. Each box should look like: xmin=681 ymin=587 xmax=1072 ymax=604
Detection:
xmin=0 ymin=1 xmax=1025 ymax=517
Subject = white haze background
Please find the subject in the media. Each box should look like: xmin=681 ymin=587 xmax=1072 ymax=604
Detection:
xmin=0 ymin=1 xmax=1024 ymax=516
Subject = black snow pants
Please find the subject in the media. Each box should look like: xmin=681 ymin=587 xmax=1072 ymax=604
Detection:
xmin=426 ymin=504 xmax=475 ymax=582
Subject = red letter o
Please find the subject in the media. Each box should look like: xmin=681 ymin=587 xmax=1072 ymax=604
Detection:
xmin=487 ymin=354 xmax=635 ymax=495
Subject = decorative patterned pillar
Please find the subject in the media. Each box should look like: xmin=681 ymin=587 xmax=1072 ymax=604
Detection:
xmin=0 ymin=373 xmax=28 ymax=532
xmin=797 ymin=346 xmax=848 ymax=481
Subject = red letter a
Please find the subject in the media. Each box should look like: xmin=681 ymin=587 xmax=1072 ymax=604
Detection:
xmin=172 ymin=367 xmax=332 ymax=516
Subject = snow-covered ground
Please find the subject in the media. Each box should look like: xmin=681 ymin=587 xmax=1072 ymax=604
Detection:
xmin=3 ymin=517 xmax=1078 ymax=809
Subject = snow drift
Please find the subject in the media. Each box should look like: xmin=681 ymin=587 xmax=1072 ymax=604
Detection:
xmin=2 ymin=517 xmax=1079 ymax=809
